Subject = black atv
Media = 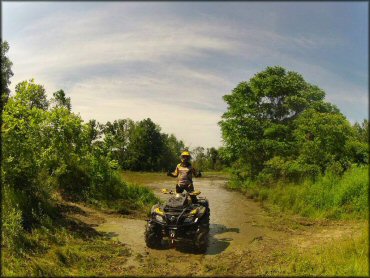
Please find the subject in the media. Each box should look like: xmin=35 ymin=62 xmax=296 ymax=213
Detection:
xmin=145 ymin=189 xmax=210 ymax=252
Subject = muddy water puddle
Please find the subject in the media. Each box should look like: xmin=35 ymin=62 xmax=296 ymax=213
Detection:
xmin=97 ymin=177 xmax=282 ymax=258
xmin=77 ymin=176 xmax=365 ymax=275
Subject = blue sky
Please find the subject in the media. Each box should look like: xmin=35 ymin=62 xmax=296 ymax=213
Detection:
xmin=3 ymin=2 xmax=368 ymax=148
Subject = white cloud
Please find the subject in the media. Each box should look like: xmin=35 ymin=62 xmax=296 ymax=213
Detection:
xmin=8 ymin=10 xmax=237 ymax=74
xmin=70 ymin=82 xmax=223 ymax=148
xmin=4 ymin=2 xmax=368 ymax=148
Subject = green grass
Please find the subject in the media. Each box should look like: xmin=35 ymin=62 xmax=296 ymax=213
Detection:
xmin=87 ymin=182 xmax=159 ymax=216
xmin=2 ymin=170 xmax=159 ymax=276
xmin=77 ymin=170 xmax=160 ymax=216
xmin=229 ymin=165 xmax=369 ymax=220
xmin=246 ymin=185 xmax=367 ymax=276
xmin=260 ymin=228 xmax=369 ymax=276
xmin=2 ymin=218 xmax=133 ymax=277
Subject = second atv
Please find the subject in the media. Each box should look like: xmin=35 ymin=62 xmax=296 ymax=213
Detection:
xmin=145 ymin=189 xmax=210 ymax=252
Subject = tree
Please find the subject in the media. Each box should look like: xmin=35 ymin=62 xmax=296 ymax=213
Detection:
xmin=1 ymin=41 xmax=13 ymax=111
xmin=100 ymin=118 xmax=185 ymax=171
xmin=192 ymin=146 xmax=206 ymax=170
xmin=14 ymin=79 xmax=49 ymax=110
xmin=352 ymin=119 xmax=369 ymax=143
xmin=52 ymin=90 xmax=71 ymax=111
xmin=293 ymin=109 xmax=353 ymax=173
xmin=206 ymin=147 xmax=219 ymax=170
xmin=345 ymin=119 xmax=369 ymax=165
xmin=219 ymin=66 xmax=340 ymax=179
xmin=3 ymin=80 xmax=61 ymax=227
xmin=2 ymin=79 xmax=160 ymax=253
xmin=102 ymin=118 xmax=135 ymax=167
xmin=159 ymin=134 xmax=185 ymax=171
xmin=125 ymin=118 xmax=164 ymax=171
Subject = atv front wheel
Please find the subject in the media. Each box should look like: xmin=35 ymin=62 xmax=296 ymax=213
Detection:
xmin=199 ymin=208 xmax=210 ymax=230
xmin=145 ymin=222 xmax=162 ymax=249
xmin=194 ymin=228 xmax=209 ymax=253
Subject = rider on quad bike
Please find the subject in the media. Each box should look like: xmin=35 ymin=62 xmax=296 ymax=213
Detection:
xmin=167 ymin=151 xmax=202 ymax=202
xmin=145 ymin=152 xmax=209 ymax=252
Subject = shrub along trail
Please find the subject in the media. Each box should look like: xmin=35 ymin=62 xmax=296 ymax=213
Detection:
xmin=67 ymin=174 xmax=367 ymax=276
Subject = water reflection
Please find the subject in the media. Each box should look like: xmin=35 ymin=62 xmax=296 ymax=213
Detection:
xmin=154 ymin=223 xmax=240 ymax=255
xmin=206 ymin=224 xmax=240 ymax=255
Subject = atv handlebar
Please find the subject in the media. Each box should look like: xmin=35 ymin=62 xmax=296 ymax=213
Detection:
xmin=161 ymin=188 xmax=201 ymax=196
xmin=161 ymin=188 xmax=174 ymax=194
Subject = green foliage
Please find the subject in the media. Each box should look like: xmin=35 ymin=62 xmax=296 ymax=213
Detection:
xmin=102 ymin=118 xmax=135 ymax=167
xmin=352 ymin=119 xmax=369 ymax=143
xmin=264 ymin=229 xmax=368 ymax=276
xmin=158 ymin=133 xmax=185 ymax=170
xmin=230 ymin=166 xmax=368 ymax=219
xmin=101 ymin=118 xmax=184 ymax=171
xmin=346 ymin=140 xmax=368 ymax=165
xmin=124 ymin=118 xmax=165 ymax=171
xmin=1 ymin=40 xmax=13 ymax=110
xmin=191 ymin=146 xmax=228 ymax=171
xmin=2 ymin=79 xmax=158 ymax=255
xmin=220 ymin=66 xmax=366 ymax=182
xmin=2 ymin=218 xmax=133 ymax=277
xmin=191 ymin=147 xmax=207 ymax=170
xmin=2 ymin=81 xmax=57 ymax=228
xmin=293 ymin=109 xmax=352 ymax=172
xmin=347 ymin=119 xmax=369 ymax=165
xmin=51 ymin=89 xmax=71 ymax=111
xmin=14 ymin=79 xmax=49 ymax=110
xmin=2 ymin=189 xmax=24 ymax=252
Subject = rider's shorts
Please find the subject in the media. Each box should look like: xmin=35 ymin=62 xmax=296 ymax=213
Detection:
xmin=176 ymin=184 xmax=197 ymax=203
xmin=176 ymin=183 xmax=194 ymax=193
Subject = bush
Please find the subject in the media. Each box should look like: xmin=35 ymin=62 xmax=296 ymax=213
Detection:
xmin=346 ymin=140 xmax=368 ymax=165
xmin=2 ymin=79 xmax=159 ymax=255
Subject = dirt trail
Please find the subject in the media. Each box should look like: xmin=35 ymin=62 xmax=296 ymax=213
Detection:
xmin=70 ymin=176 xmax=364 ymax=276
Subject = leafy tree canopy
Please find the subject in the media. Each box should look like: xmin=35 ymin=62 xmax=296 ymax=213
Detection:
xmin=219 ymin=66 xmax=356 ymax=180
xmin=1 ymin=41 xmax=13 ymax=110
xmin=52 ymin=89 xmax=71 ymax=111
xmin=14 ymin=79 xmax=49 ymax=110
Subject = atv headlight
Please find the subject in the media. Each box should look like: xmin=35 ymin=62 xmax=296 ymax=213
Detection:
xmin=183 ymin=216 xmax=195 ymax=223
xmin=190 ymin=208 xmax=198 ymax=215
xmin=153 ymin=207 xmax=164 ymax=216
xmin=155 ymin=214 xmax=165 ymax=223
xmin=196 ymin=207 xmax=206 ymax=218
xmin=189 ymin=207 xmax=206 ymax=217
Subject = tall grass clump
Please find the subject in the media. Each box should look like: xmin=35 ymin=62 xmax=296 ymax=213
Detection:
xmin=86 ymin=170 xmax=158 ymax=214
xmin=2 ymin=191 xmax=24 ymax=253
xmin=229 ymin=165 xmax=368 ymax=219
xmin=2 ymin=215 xmax=134 ymax=277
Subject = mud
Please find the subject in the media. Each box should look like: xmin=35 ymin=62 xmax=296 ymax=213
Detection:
xmin=73 ymin=176 xmax=364 ymax=276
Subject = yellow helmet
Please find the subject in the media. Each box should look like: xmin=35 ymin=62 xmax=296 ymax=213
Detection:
xmin=181 ymin=151 xmax=191 ymax=157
